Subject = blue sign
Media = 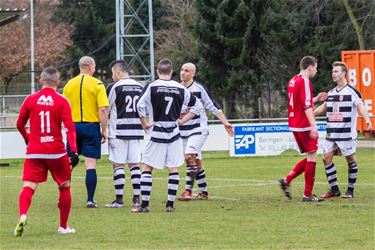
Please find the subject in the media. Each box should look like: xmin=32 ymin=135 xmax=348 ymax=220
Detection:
xmin=234 ymin=127 xmax=256 ymax=155
xmin=233 ymin=123 xmax=326 ymax=156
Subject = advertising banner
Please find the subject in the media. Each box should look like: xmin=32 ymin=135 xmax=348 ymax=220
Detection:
xmin=230 ymin=123 xmax=326 ymax=157
xmin=342 ymin=50 xmax=375 ymax=132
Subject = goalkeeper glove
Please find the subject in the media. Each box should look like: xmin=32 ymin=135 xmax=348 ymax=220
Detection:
xmin=69 ymin=152 xmax=79 ymax=168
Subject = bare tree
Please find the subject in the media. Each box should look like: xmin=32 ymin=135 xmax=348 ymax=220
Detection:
xmin=341 ymin=0 xmax=375 ymax=50
xmin=154 ymin=0 xmax=197 ymax=64
xmin=0 ymin=0 xmax=72 ymax=93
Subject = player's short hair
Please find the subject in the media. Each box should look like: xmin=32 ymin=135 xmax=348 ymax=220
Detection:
xmin=79 ymin=56 xmax=95 ymax=69
xmin=158 ymin=59 xmax=173 ymax=75
xmin=110 ymin=60 xmax=129 ymax=73
xmin=40 ymin=67 xmax=60 ymax=86
xmin=299 ymin=56 xmax=318 ymax=70
xmin=332 ymin=61 xmax=347 ymax=75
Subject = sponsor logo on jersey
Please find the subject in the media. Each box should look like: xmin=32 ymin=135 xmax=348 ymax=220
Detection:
xmin=122 ymin=86 xmax=142 ymax=92
xmin=37 ymin=95 xmax=54 ymax=106
xmin=156 ymin=86 xmax=180 ymax=94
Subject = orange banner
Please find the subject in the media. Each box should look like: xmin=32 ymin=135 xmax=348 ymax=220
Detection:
xmin=342 ymin=50 xmax=375 ymax=132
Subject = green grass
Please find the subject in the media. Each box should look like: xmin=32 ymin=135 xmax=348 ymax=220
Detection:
xmin=1 ymin=149 xmax=374 ymax=249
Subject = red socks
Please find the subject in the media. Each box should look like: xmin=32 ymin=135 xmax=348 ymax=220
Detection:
xmin=286 ymin=158 xmax=307 ymax=184
xmin=304 ymin=161 xmax=316 ymax=197
xmin=285 ymin=158 xmax=316 ymax=197
xmin=18 ymin=185 xmax=72 ymax=229
xmin=19 ymin=186 xmax=35 ymax=217
xmin=58 ymin=186 xmax=72 ymax=229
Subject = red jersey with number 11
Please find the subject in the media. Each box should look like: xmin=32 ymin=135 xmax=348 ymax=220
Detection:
xmin=288 ymin=74 xmax=314 ymax=131
xmin=17 ymin=87 xmax=77 ymax=158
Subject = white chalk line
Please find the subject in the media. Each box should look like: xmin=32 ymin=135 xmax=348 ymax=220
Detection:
xmin=1 ymin=175 xmax=374 ymax=187
xmin=1 ymin=175 xmax=373 ymax=206
xmin=183 ymin=192 xmax=374 ymax=206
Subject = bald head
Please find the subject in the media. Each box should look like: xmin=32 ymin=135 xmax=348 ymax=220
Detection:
xmin=180 ymin=62 xmax=196 ymax=85
xmin=79 ymin=56 xmax=95 ymax=68
xmin=182 ymin=63 xmax=196 ymax=73
xmin=79 ymin=56 xmax=96 ymax=75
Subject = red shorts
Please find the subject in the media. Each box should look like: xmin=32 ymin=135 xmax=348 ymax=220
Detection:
xmin=293 ymin=131 xmax=318 ymax=153
xmin=23 ymin=155 xmax=71 ymax=185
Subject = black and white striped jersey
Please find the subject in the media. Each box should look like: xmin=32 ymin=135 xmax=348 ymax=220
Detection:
xmin=106 ymin=78 xmax=144 ymax=140
xmin=326 ymin=84 xmax=363 ymax=141
xmin=136 ymin=79 xmax=202 ymax=143
xmin=180 ymin=81 xmax=221 ymax=138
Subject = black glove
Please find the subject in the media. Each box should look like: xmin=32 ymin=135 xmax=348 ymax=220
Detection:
xmin=69 ymin=152 xmax=79 ymax=168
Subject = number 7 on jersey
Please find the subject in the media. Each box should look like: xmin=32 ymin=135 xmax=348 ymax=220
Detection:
xmin=164 ymin=96 xmax=173 ymax=115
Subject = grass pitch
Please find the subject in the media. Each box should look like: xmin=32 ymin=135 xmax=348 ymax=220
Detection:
xmin=1 ymin=149 xmax=374 ymax=249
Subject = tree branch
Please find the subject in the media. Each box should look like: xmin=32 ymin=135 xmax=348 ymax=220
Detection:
xmin=341 ymin=0 xmax=365 ymax=49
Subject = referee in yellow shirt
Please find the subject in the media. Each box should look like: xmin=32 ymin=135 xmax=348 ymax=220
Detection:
xmin=63 ymin=56 xmax=109 ymax=208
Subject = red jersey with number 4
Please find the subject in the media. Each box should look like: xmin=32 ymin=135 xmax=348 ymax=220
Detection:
xmin=288 ymin=74 xmax=314 ymax=131
xmin=17 ymin=87 xmax=77 ymax=158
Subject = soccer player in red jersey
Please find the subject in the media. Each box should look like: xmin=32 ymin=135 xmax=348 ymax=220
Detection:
xmin=278 ymin=56 xmax=327 ymax=202
xmin=14 ymin=67 xmax=79 ymax=236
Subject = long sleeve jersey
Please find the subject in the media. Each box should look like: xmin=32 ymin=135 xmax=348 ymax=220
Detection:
xmin=17 ymin=87 xmax=77 ymax=158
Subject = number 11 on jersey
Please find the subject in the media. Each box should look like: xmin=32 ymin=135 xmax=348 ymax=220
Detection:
xmin=39 ymin=110 xmax=51 ymax=133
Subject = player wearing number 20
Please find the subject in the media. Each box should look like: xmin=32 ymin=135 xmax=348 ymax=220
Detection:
xmin=133 ymin=59 xmax=203 ymax=212
xmin=104 ymin=60 xmax=144 ymax=209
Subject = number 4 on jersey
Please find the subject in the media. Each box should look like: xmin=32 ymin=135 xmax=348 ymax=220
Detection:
xmin=288 ymin=93 xmax=294 ymax=109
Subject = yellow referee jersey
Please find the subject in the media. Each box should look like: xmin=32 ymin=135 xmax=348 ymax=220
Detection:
xmin=63 ymin=74 xmax=109 ymax=122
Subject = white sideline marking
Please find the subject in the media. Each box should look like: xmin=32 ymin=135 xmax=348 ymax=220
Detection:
xmin=209 ymin=196 xmax=239 ymax=201
xmin=1 ymin=176 xmax=373 ymax=206
xmin=209 ymin=183 xmax=271 ymax=188
xmin=1 ymin=175 xmax=374 ymax=186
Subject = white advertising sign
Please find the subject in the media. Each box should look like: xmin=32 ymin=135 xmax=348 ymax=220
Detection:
xmin=230 ymin=123 xmax=326 ymax=157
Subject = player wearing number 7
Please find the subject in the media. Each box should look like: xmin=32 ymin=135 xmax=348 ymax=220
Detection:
xmin=133 ymin=59 xmax=203 ymax=213
xmin=278 ymin=56 xmax=327 ymax=202
xmin=15 ymin=67 xmax=79 ymax=236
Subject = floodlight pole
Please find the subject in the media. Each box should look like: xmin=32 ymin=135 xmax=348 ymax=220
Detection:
xmin=148 ymin=0 xmax=154 ymax=81
xmin=115 ymin=0 xmax=120 ymax=59
xmin=116 ymin=0 xmax=155 ymax=82
xmin=30 ymin=0 xmax=35 ymax=93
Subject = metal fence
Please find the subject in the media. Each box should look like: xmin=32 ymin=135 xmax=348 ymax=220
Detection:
xmin=0 ymin=94 xmax=28 ymax=128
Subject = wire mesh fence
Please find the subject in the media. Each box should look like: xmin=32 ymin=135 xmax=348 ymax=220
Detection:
xmin=0 ymin=94 xmax=27 ymax=128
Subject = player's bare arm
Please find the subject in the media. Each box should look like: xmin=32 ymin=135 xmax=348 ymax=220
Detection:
xmin=313 ymin=92 xmax=328 ymax=103
xmin=215 ymin=111 xmax=234 ymax=136
xmin=99 ymin=106 xmax=108 ymax=143
xmin=314 ymin=102 xmax=327 ymax=116
xmin=357 ymin=102 xmax=373 ymax=130
xmin=178 ymin=111 xmax=197 ymax=126
xmin=139 ymin=117 xmax=154 ymax=133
